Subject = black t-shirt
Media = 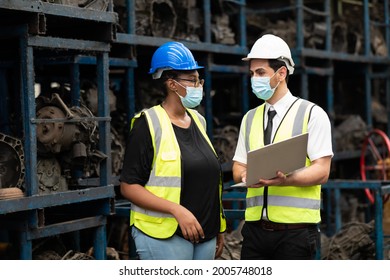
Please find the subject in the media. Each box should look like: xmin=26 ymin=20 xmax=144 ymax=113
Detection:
xmin=120 ymin=109 xmax=221 ymax=241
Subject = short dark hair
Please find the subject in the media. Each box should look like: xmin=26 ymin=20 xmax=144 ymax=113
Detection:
xmin=269 ymin=59 xmax=289 ymax=84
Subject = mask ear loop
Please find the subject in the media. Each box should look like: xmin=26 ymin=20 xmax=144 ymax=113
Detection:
xmin=173 ymin=79 xmax=186 ymax=89
xmin=172 ymin=80 xmax=187 ymax=99
xmin=270 ymin=68 xmax=282 ymax=90
xmin=174 ymin=89 xmax=184 ymax=100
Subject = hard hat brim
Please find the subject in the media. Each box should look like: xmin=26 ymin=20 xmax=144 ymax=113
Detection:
xmin=150 ymin=66 xmax=204 ymax=79
xmin=241 ymin=56 xmax=295 ymax=75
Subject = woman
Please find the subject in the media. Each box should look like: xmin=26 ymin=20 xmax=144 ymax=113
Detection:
xmin=120 ymin=41 xmax=226 ymax=260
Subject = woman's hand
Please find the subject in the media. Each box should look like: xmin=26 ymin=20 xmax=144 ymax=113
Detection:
xmin=215 ymin=233 xmax=225 ymax=258
xmin=172 ymin=204 xmax=204 ymax=243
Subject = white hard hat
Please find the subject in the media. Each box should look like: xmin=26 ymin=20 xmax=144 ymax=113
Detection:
xmin=243 ymin=34 xmax=295 ymax=75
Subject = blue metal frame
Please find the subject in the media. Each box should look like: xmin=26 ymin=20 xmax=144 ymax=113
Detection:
xmin=322 ymin=180 xmax=390 ymax=260
xmin=222 ymin=180 xmax=390 ymax=260
xmin=117 ymin=0 xmax=248 ymax=137
xmin=0 ymin=4 xmax=116 ymax=260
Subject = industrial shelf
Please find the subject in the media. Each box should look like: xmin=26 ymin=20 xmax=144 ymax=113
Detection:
xmin=0 ymin=0 xmax=117 ymax=41
xmin=0 ymin=3 xmax=116 ymax=259
xmin=0 ymin=187 xmax=115 ymax=215
xmin=222 ymin=0 xmax=390 ymax=259
xmin=115 ymin=33 xmax=248 ymax=55
xmin=110 ymin=0 xmax=249 ymax=137
xmin=322 ymin=180 xmax=390 ymax=260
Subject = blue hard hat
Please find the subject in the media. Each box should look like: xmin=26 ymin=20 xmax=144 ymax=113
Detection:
xmin=149 ymin=42 xmax=203 ymax=79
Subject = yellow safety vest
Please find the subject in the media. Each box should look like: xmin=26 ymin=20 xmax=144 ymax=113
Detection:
xmin=243 ymin=98 xmax=321 ymax=223
xmin=130 ymin=105 xmax=226 ymax=238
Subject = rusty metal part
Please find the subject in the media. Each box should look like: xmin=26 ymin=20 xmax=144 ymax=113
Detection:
xmin=84 ymin=85 xmax=117 ymax=115
xmin=332 ymin=21 xmax=348 ymax=52
xmin=212 ymin=125 xmax=238 ymax=164
xmin=35 ymin=92 xmax=110 ymax=183
xmin=333 ymin=115 xmax=368 ymax=152
xmin=150 ymin=0 xmax=177 ymax=38
xmin=33 ymin=250 xmax=62 ymax=260
xmin=321 ymin=221 xmax=376 ymax=260
xmin=115 ymin=0 xmax=233 ymax=42
xmin=37 ymin=106 xmax=78 ymax=153
xmin=211 ymin=14 xmax=236 ymax=45
xmin=371 ymin=25 xmax=388 ymax=56
xmin=217 ymin=220 xmax=243 ymax=260
xmin=37 ymin=157 xmax=68 ymax=194
xmin=62 ymin=250 xmax=95 ymax=260
xmin=0 ymin=133 xmax=25 ymax=189
xmin=86 ymin=247 xmax=120 ymax=260
xmin=111 ymin=127 xmax=125 ymax=176
xmin=36 ymin=93 xmax=98 ymax=154
xmin=306 ymin=21 xmax=327 ymax=49
xmin=36 ymin=105 xmax=76 ymax=153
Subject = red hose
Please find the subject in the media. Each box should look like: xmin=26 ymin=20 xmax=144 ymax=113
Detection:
xmin=360 ymin=129 xmax=390 ymax=204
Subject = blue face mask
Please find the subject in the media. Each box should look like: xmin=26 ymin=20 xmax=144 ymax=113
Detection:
xmin=251 ymin=69 xmax=280 ymax=100
xmin=174 ymin=81 xmax=203 ymax=108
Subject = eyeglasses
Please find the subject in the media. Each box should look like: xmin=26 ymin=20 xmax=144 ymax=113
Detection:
xmin=175 ymin=78 xmax=204 ymax=88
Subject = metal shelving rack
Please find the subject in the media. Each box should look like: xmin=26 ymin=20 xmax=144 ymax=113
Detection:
xmin=226 ymin=0 xmax=390 ymax=259
xmin=112 ymin=0 xmax=249 ymax=138
xmin=0 ymin=1 xmax=116 ymax=259
xmin=303 ymin=0 xmax=390 ymax=145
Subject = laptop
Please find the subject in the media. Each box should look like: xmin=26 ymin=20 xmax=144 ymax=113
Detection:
xmin=230 ymin=133 xmax=309 ymax=187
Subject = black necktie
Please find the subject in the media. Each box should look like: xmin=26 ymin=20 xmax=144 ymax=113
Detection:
xmin=264 ymin=109 xmax=276 ymax=145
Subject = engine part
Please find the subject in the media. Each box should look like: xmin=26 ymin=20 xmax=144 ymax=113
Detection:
xmin=217 ymin=220 xmax=243 ymax=260
xmin=36 ymin=105 xmax=76 ymax=154
xmin=150 ymin=0 xmax=176 ymax=38
xmin=37 ymin=157 xmax=68 ymax=194
xmin=36 ymin=93 xmax=98 ymax=154
xmin=333 ymin=114 xmax=368 ymax=152
xmin=111 ymin=127 xmax=125 ymax=176
xmin=0 ymin=133 xmax=25 ymax=189
xmin=83 ymin=85 xmax=117 ymax=115
xmin=332 ymin=21 xmax=348 ymax=52
xmin=36 ymin=93 xmax=110 ymax=183
xmin=113 ymin=0 xmax=237 ymax=43
xmin=321 ymin=221 xmax=375 ymax=260
xmin=211 ymin=14 xmax=236 ymax=45
xmin=212 ymin=125 xmax=238 ymax=164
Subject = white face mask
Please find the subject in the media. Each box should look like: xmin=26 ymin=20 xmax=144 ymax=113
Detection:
xmin=251 ymin=68 xmax=281 ymax=100
xmin=174 ymin=81 xmax=203 ymax=108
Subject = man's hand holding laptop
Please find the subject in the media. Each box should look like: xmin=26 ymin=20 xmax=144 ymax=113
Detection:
xmin=242 ymin=170 xmax=288 ymax=188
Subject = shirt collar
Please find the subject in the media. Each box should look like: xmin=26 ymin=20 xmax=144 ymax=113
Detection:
xmin=265 ymin=91 xmax=296 ymax=116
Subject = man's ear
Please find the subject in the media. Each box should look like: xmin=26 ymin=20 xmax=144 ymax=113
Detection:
xmin=279 ymin=66 xmax=288 ymax=80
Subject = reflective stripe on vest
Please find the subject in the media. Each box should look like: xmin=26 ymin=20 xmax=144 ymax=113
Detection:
xmin=244 ymin=98 xmax=321 ymax=223
xmin=246 ymin=195 xmax=321 ymax=209
xmin=130 ymin=105 xmax=226 ymax=238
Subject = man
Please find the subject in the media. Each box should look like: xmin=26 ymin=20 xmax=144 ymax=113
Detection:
xmin=232 ymin=34 xmax=333 ymax=260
